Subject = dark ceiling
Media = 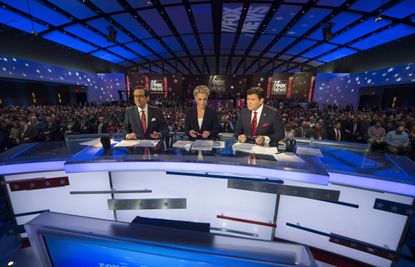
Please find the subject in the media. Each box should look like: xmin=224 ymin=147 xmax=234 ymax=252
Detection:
xmin=0 ymin=0 xmax=414 ymax=74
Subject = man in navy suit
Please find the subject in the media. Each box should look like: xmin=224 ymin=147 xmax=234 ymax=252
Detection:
xmin=234 ymin=87 xmax=285 ymax=146
xmin=123 ymin=86 xmax=169 ymax=140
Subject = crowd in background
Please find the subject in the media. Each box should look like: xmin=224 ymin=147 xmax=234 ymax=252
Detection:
xmin=0 ymin=99 xmax=414 ymax=161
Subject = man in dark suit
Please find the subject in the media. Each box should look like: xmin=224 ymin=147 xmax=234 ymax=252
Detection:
xmin=96 ymin=116 xmax=109 ymax=134
xmin=123 ymin=86 xmax=169 ymax=140
xmin=234 ymin=87 xmax=285 ymax=146
xmin=21 ymin=114 xmax=41 ymax=143
xmin=327 ymin=121 xmax=345 ymax=142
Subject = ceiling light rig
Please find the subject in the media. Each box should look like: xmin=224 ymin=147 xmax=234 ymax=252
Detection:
xmin=374 ymin=14 xmax=383 ymax=23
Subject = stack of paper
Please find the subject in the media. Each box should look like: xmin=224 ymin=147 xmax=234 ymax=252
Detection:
xmin=273 ymin=152 xmax=304 ymax=163
xmin=252 ymin=146 xmax=278 ymax=155
xmin=135 ymin=139 xmax=160 ymax=147
xmin=232 ymin=142 xmax=255 ymax=153
xmin=113 ymin=139 xmax=159 ymax=148
xmin=232 ymin=143 xmax=278 ymax=156
xmin=191 ymin=140 xmax=214 ymax=151
xmin=114 ymin=140 xmax=140 ymax=147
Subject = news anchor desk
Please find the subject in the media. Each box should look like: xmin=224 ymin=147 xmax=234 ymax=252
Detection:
xmin=1 ymin=138 xmax=414 ymax=267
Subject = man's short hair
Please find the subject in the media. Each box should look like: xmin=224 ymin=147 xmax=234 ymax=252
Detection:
xmin=247 ymin=87 xmax=265 ymax=99
xmin=133 ymin=86 xmax=148 ymax=97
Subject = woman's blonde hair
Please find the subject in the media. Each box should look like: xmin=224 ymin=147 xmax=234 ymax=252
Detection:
xmin=193 ymin=85 xmax=210 ymax=98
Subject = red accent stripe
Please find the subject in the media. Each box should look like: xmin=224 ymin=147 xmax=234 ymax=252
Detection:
xmin=308 ymin=76 xmax=315 ymax=102
xmin=217 ymin=215 xmax=276 ymax=228
xmin=164 ymin=76 xmax=168 ymax=97
xmin=9 ymin=176 xmax=69 ymax=191
xmin=287 ymin=76 xmax=293 ymax=98
xmin=266 ymin=77 xmax=272 ymax=98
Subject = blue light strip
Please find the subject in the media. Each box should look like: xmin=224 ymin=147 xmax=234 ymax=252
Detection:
xmin=64 ymin=161 xmax=329 ymax=185
xmin=329 ymin=172 xmax=415 ymax=197
xmin=350 ymin=24 xmax=415 ymax=50
xmin=0 ymin=161 xmax=65 ymax=175
xmin=91 ymin=50 xmax=124 ymax=63
xmin=0 ymin=0 xmax=71 ymax=26
xmin=9 ymin=143 xmax=37 ymax=159
xmin=47 ymin=0 xmax=96 ymax=19
xmin=0 ymin=8 xmax=48 ymax=33
xmin=43 ymin=31 xmax=97 ymax=53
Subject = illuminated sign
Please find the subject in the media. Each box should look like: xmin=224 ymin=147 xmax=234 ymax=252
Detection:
xmin=272 ymin=80 xmax=288 ymax=95
xmin=222 ymin=5 xmax=269 ymax=33
xmin=150 ymin=80 xmax=163 ymax=92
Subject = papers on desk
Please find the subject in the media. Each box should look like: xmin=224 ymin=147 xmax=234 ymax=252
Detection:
xmin=191 ymin=140 xmax=213 ymax=151
xmin=232 ymin=142 xmax=255 ymax=153
xmin=172 ymin=140 xmax=193 ymax=149
xmin=136 ymin=139 xmax=160 ymax=147
xmin=80 ymin=138 xmax=118 ymax=148
xmin=114 ymin=139 xmax=159 ymax=148
xmin=273 ymin=152 xmax=304 ymax=163
xmin=232 ymin=142 xmax=278 ymax=155
xmin=114 ymin=140 xmax=140 ymax=147
xmin=252 ymin=146 xmax=278 ymax=156
xmin=296 ymin=146 xmax=323 ymax=157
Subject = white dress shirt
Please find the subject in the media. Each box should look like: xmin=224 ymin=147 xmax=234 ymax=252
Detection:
xmin=239 ymin=104 xmax=270 ymax=145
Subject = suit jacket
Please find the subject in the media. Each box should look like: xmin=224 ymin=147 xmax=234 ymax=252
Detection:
xmin=306 ymin=128 xmax=327 ymax=140
xmin=123 ymin=105 xmax=169 ymax=139
xmin=234 ymin=105 xmax=285 ymax=145
xmin=294 ymin=126 xmax=309 ymax=138
xmin=327 ymin=128 xmax=345 ymax=141
xmin=96 ymin=122 xmax=109 ymax=134
xmin=184 ymin=106 xmax=220 ymax=139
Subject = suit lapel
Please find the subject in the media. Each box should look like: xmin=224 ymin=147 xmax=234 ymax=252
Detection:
xmin=200 ymin=108 xmax=208 ymax=130
xmin=147 ymin=107 xmax=153 ymax=133
xmin=256 ymin=106 xmax=268 ymax=132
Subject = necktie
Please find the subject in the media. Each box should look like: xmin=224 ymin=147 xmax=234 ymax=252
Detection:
xmin=335 ymin=129 xmax=340 ymax=141
xmin=250 ymin=111 xmax=257 ymax=137
xmin=143 ymin=147 xmax=150 ymax=160
xmin=140 ymin=110 xmax=147 ymax=134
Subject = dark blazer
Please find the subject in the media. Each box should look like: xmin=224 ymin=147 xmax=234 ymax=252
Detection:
xmin=184 ymin=106 xmax=220 ymax=139
xmin=234 ymin=105 xmax=285 ymax=145
xmin=123 ymin=105 xmax=169 ymax=139
xmin=327 ymin=128 xmax=345 ymax=141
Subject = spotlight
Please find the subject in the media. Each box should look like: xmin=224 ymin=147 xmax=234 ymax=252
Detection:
xmin=106 ymin=26 xmax=117 ymax=42
xmin=375 ymin=15 xmax=383 ymax=22
xmin=322 ymin=22 xmax=334 ymax=41
xmin=7 ymin=261 xmax=15 ymax=266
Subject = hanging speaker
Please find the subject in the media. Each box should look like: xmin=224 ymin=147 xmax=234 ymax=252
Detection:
xmin=322 ymin=23 xmax=334 ymax=41
xmin=106 ymin=26 xmax=117 ymax=43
